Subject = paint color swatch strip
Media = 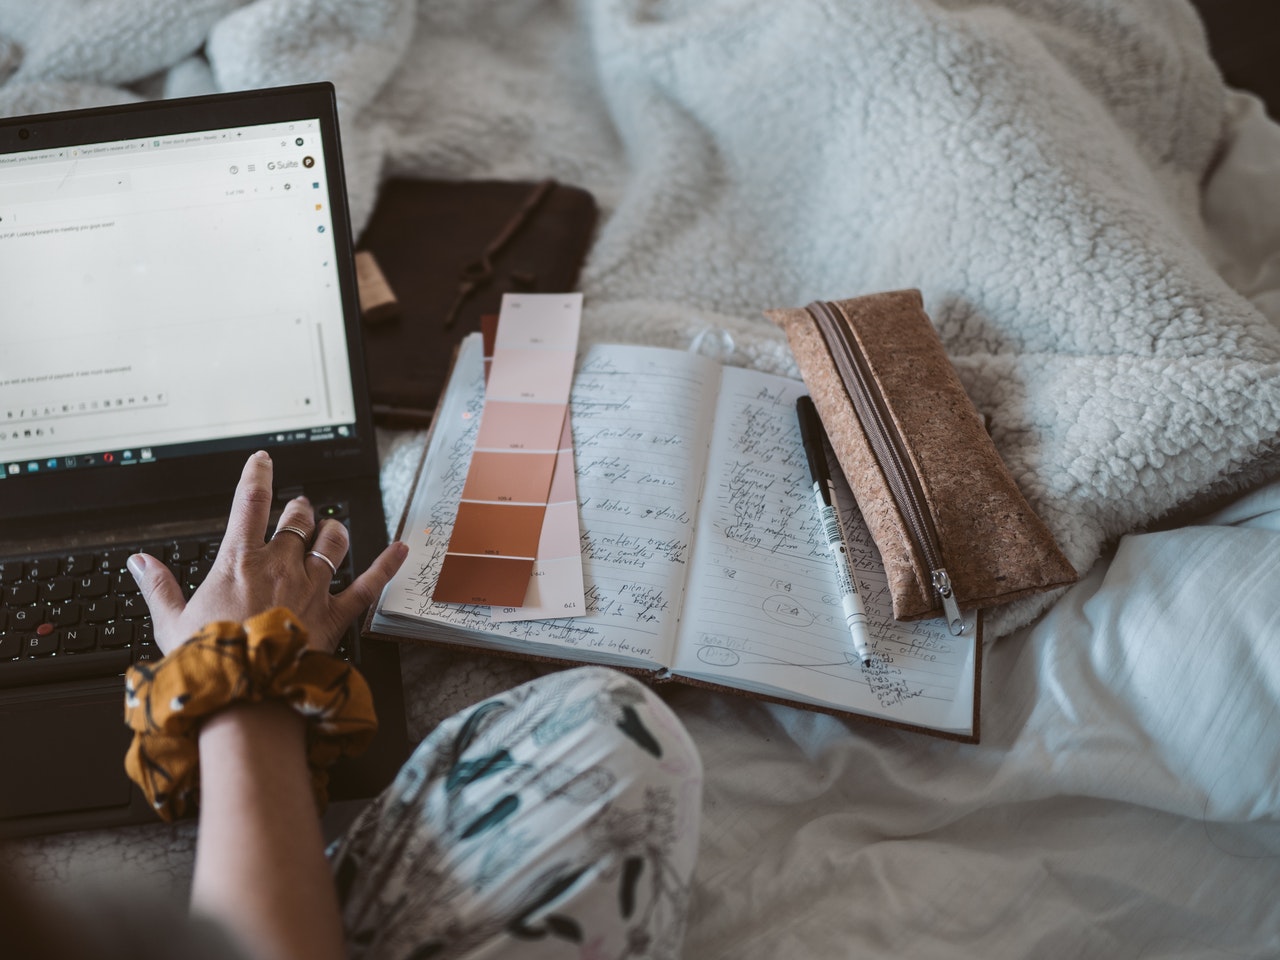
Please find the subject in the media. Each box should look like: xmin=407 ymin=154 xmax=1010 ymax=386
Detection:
xmin=432 ymin=293 xmax=582 ymax=606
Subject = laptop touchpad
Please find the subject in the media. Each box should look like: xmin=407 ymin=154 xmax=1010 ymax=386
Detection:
xmin=0 ymin=690 xmax=133 ymax=819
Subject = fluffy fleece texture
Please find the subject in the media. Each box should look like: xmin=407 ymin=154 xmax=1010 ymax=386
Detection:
xmin=2 ymin=0 xmax=1278 ymax=636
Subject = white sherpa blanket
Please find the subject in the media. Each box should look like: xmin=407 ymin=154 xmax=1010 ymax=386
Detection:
xmin=3 ymin=0 xmax=1279 ymax=638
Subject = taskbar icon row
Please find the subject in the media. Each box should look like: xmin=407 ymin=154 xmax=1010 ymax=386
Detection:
xmin=3 ymin=447 xmax=155 ymax=477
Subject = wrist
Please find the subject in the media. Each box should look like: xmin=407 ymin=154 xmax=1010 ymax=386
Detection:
xmin=199 ymin=698 xmax=307 ymax=751
xmin=198 ymin=700 xmax=312 ymax=816
xmin=123 ymin=608 xmax=378 ymax=821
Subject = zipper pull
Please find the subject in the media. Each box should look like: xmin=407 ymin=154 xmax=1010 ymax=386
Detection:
xmin=931 ymin=568 xmax=966 ymax=636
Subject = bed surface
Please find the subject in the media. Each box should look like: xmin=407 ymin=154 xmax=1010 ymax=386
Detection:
xmin=3 ymin=1 xmax=1279 ymax=956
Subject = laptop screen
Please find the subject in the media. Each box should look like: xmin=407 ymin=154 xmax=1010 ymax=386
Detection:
xmin=0 ymin=114 xmax=358 ymax=481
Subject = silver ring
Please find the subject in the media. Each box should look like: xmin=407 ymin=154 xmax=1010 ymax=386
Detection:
xmin=273 ymin=524 xmax=310 ymax=544
xmin=308 ymin=550 xmax=338 ymax=576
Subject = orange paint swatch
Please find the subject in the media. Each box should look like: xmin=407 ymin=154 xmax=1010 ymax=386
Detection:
xmin=433 ymin=556 xmax=537 ymax=607
xmin=461 ymin=451 xmax=558 ymax=503
xmin=446 ymin=502 xmax=547 ymax=558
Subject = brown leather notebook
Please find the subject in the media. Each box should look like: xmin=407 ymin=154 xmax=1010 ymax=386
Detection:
xmin=355 ymin=178 xmax=598 ymax=425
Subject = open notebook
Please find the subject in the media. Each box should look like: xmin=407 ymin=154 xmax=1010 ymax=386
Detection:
xmin=368 ymin=333 xmax=981 ymax=741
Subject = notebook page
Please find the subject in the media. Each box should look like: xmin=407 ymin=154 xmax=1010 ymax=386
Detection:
xmin=374 ymin=338 xmax=721 ymax=670
xmin=670 ymin=366 xmax=978 ymax=735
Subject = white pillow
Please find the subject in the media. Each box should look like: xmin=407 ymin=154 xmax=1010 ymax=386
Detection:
xmin=1002 ymin=478 xmax=1280 ymax=824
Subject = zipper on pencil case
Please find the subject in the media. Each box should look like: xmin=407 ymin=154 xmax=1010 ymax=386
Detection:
xmin=805 ymin=300 xmax=966 ymax=635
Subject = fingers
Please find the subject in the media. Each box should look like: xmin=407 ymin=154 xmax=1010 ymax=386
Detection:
xmin=305 ymin=519 xmax=349 ymax=581
xmin=330 ymin=541 xmax=409 ymax=624
xmin=127 ymin=553 xmax=186 ymax=643
xmin=270 ymin=496 xmax=315 ymax=550
xmin=224 ymin=451 xmax=275 ymax=547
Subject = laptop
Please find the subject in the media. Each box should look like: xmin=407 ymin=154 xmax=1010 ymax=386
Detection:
xmin=0 ymin=83 xmax=410 ymax=838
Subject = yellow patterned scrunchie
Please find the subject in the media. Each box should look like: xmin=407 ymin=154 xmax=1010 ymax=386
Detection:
xmin=123 ymin=607 xmax=377 ymax=822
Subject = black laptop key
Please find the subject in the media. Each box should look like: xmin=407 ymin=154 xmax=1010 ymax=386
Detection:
xmin=167 ymin=540 xmax=202 ymax=564
xmin=5 ymin=581 xmax=38 ymax=606
xmin=61 ymin=554 xmax=97 ymax=576
xmin=23 ymin=632 xmax=58 ymax=657
xmin=60 ymin=626 xmax=97 ymax=653
xmin=112 ymin=571 xmax=141 ymax=595
xmin=76 ymin=573 xmax=111 ymax=598
xmin=118 ymin=595 xmax=147 ymax=619
xmin=97 ymin=548 xmax=133 ymax=575
xmin=180 ymin=561 xmax=211 ymax=595
xmin=0 ymin=648 xmax=132 ymax=689
xmin=40 ymin=578 xmax=75 ymax=603
xmin=9 ymin=605 xmax=45 ymax=631
xmin=0 ymin=634 xmax=19 ymax=659
xmin=46 ymin=603 xmax=81 ymax=626
xmin=82 ymin=598 xmax=116 ymax=623
xmin=132 ymin=642 xmax=160 ymax=665
xmin=99 ymin=622 xmax=133 ymax=648
xmin=28 ymin=558 xmax=61 ymax=580
xmin=0 ymin=561 xmax=23 ymax=583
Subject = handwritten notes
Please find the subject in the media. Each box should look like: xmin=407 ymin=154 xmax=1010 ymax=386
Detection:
xmin=671 ymin=367 xmax=977 ymax=735
xmin=373 ymin=336 xmax=719 ymax=670
xmin=373 ymin=335 xmax=978 ymax=737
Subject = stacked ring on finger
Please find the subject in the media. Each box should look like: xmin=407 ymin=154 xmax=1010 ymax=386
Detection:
xmin=273 ymin=524 xmax=311 ymax=545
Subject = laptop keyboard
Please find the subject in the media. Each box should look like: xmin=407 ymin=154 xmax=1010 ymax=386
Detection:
xmin=0 ymin=502 xmax=357 ymax=690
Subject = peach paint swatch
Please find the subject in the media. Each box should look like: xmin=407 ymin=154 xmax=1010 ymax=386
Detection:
xmin=432 ymin=293 xmax=582 ymax=606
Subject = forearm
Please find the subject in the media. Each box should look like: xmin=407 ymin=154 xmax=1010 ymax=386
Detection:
xmin=192 ymin=701 xmax=345 ymax=960
xmin=124 ymin=452 xmax=405 ymax=960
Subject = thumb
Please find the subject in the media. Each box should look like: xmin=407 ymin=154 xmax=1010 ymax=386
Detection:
xmin=329 ymin=541 xmax=408 ymax=630
xmin=127 ymin=553 xmax=185 ymax=635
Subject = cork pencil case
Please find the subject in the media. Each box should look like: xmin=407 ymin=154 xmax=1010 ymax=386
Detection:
xmin=766 ymin=289 xmax=1076 ymax=633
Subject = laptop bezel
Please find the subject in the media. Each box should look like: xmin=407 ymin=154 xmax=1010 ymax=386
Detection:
xmin=0 ymin=82 xmax=380 ymax=521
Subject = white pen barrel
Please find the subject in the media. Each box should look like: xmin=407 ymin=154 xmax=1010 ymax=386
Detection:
xmin=841 ymin=591 xmax=868 ymax=627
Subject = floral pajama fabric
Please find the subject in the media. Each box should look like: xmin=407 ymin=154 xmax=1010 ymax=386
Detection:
xmin=327 ymin=667 xmax=704 ymax=960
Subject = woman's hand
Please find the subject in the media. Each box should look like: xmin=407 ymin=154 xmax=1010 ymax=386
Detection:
xmin=127 ymin=450 xmax=408 ymax=655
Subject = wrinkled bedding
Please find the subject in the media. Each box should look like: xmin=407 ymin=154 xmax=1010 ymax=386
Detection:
xmin=3 ymin=1 xmax=1279 ymax=956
